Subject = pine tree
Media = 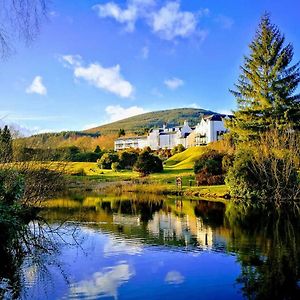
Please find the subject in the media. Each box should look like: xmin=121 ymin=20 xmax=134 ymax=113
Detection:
xmin=227 ymin=14 xmax=300 ymax=141
xmin=0 ymin=125 xmax=13 ymax=162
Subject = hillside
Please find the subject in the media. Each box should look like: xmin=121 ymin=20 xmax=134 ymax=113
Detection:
xmin=164 ymin=146 xmax=207 ymax=169
xmin=85 ymin=108 xmax=216 ymax=135
xmin=18 ymin=108 xmax=216 ymax=150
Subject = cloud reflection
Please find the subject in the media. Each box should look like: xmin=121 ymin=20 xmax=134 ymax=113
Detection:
xmin=68 ymin=263 xmax=134 ymax=299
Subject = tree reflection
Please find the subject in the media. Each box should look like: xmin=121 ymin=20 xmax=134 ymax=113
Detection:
xmin=0 ymin=218 xmax=74 ymax=299
xmin=226 ymin=201 xmax=300 ymax=299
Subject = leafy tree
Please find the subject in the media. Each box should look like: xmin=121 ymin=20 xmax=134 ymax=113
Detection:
xmin=134 ymin=150 xmax=163 ymax=176
xmin=97 ymin=153 xmax=119 ymax=169
xmin=227 ymin=14 xmax=300 ymax=141
xmin=0 ymin=126 xmax=13 ymax=162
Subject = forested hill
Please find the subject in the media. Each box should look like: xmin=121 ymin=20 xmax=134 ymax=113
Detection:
xmin=17 ymin=108 xmax=216 ymax=150
xmin=85 ymin=108 xmax=216 ymax=135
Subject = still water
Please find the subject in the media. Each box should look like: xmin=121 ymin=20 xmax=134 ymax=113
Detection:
xmin=1 ymin=193 xmax=300 ymax=299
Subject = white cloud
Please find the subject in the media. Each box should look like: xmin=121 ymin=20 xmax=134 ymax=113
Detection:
xmin=93 ymin=2 xmax=138 ymax=32
xmin=105 ymin=105 xmax=146 ymax=122
xmin=26 ymin=76 xmax=47 ymax=95
xmin=150 ymin=2 xmax=197 ymax=40
xmin=68 ymin=263 xmax=134 ymax=299
xmin=165 ymin=271 xmax=185 ymax=285
xmin=62 ymin=55 xmax=134 ymax=98
xmin=61 ymin=54 xmax=82 ymax=67
xmin=93 ymin=1 xmax=207 ymax=41
xmin=164 ymin=77 xmax=184 ymax=90
xmin=93 ymin=0 xmax=154 ymax=32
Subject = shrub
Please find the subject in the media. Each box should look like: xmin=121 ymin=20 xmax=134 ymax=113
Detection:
xmin=194 ymin=150 xmax=225 ymax=186
xmin=0 ymin=169 xmax=24 ymax=205
xmin=97 ymin=153 xmax=119 ymax=169
xmin=225 ymin=143 xmax=300 ymax=202
xmin=195 ymin=169 xmax=224 ymax=186
xmin=73 ymin=151 xmax=101 ymax=162
xmin=171 ymin=144 xmax=185 ymax=156
xmin=194 ymin=150 xmax=224 ymax=175
xmin=118 ymin=150 xmax=138 ymax=169
xmin=134 ymin=150 xmax=163 ymax=176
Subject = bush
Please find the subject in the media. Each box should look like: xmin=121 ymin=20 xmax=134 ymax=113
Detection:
xmin=194 ymin=150 xmax=224 ymax=175
xmin=134 ymin=150 xmax=163 ymax=176
xmin=225 ymin=147 xmax=299 ymax=201
xmin=97 ymin=153 xmax=119 ymax=169
xmin=73 ymin=151 xmax=101 ymax=162
xmin=195 ymin=169 xmax=224 ymax=186
xmin=118 ymin=150 xmax=138 ymax=169
xmin=171 ymin=144 xmax=185 ymax=156
xmin=194 ymin=150 xmax=225 ymax=186
xmin=0 ymin=169 xmax=24 ymax=205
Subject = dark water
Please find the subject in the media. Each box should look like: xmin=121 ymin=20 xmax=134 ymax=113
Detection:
xmin=1 ymin=193 xmax=300 ymax=299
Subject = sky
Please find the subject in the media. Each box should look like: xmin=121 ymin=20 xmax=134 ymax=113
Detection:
xmin=0 ymin=0 xmax=300 ymax=135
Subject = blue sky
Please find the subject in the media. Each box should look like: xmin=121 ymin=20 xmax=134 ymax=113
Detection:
xmin=0 ymin=0 xmax=300 ymax=134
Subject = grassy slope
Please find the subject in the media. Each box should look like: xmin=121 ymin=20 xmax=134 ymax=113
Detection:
xmin=164 ymin=146 xmax=207 ymax=169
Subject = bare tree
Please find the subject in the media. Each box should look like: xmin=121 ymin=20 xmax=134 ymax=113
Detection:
xmin=0 ymin=0 xmax=49 ymax=58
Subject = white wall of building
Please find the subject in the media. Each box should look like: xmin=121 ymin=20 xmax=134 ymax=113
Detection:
xmin=114 ymin=116 xmax=230 ymax=151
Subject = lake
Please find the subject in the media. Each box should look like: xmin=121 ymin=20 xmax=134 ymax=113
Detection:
xmin=1 ymin=192 xmax=300 ymax=299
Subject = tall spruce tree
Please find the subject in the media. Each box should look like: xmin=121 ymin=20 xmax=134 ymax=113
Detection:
xmin=0 ymin=125 xmax=13 ymax=162
xmin=227 ymin=14 xmax=300 ymax=141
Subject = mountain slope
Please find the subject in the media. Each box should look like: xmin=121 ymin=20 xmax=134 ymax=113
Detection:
xmin=85 ymin=108 xmax=216 ymax=135
xmin=18 ymin=108 xmax=216 ymax=150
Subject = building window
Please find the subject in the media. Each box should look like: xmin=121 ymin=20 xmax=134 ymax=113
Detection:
xmin=195 ymin=134 xmax=207 ymax=145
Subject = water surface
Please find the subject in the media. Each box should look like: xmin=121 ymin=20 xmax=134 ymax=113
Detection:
xmin=1 ymin=193 xmax=299 ymax=299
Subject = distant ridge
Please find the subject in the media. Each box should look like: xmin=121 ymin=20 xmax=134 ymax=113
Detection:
xmin=20 ymin=108 xmax=218 ymax=149
xmin=85 ymin=108 xmax=216 ymax=135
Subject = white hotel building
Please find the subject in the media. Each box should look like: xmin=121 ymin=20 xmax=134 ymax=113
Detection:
xmin=114 ymin=114 xmax=232 ymax=151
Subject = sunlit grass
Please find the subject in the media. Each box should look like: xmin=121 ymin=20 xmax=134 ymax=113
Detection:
xmin=164 ymin=146 xmax=207 ymax=169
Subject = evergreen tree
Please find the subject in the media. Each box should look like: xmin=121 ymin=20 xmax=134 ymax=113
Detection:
xmin=118 ymin=128 xmax=126 ymax=137
xmin=0 ymin=125 xmax=13 ymax=162
xmin=227 ymin=14 xmax=300 ymax=141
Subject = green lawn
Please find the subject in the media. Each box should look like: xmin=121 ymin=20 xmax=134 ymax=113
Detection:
xmin=164 ymin=146 xmax=207 ymax=169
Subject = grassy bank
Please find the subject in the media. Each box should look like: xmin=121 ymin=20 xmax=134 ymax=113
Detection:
xmin=52 ymin=161 xmax=229 ymax=200
xmin=5 ymin=154 xmax=230 ymax=200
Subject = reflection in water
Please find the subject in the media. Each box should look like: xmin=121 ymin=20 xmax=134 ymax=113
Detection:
xmin=68 ymin=263 xmax=134 ymax=299
xmin=1 ymin=192 xmax=299 ymax=299
xmin=226 ymin=202 xmax=300 ymax=299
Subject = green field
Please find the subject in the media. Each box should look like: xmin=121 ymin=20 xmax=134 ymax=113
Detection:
xmin=164 ymin=146 xmax=207 ymax=169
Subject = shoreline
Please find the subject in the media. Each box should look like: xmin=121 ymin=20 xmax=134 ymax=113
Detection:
xmin=65 ymin=175 xmax=230 ymax=201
